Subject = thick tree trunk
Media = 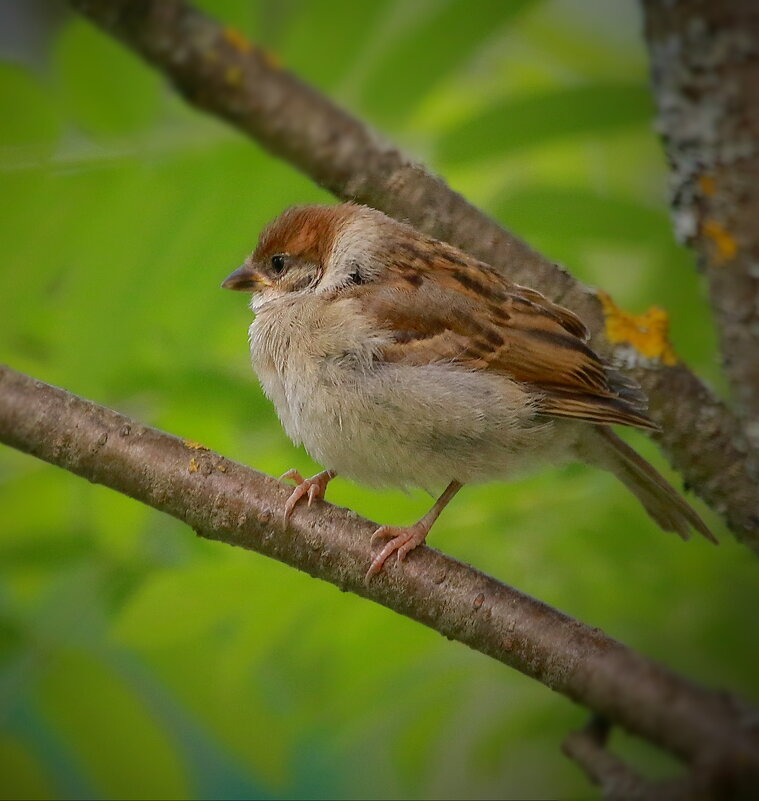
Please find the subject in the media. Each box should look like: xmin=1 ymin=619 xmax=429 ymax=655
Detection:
xmin=643 ymin=0 xmax=759 ymax=440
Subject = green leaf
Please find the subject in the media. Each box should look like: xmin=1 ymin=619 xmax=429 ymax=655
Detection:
xmin=360 ymin=0 xmax=538 ymax=124
xmin=438 ymin=83 xmax=652 ymax=163
xmin=113 ymin=563 xmax=245 ymax=650
xmin=0 ymin=735 xmax=56 ymax=800
xmin=54 ymin=19 xmax=160 ymax=137
xmin=491 ymin=185 xmax=672 ymax=248
xmin=281 ymin=0 xmax=391 ymax=91
xmin=0 ymin=65 xmax=60 ymax=150
xmin=193 ymin=0 xmax=260 ymax=34
xmin=38 ymin=649 xmax=190 ymax=798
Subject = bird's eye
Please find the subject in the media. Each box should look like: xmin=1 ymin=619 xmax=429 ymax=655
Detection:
xmin=271 ymin=254 xmax=286 ymax=274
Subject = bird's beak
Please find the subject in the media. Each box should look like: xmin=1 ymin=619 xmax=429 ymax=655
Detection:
xmin=221 ymin=264 xmax=271 ymax=292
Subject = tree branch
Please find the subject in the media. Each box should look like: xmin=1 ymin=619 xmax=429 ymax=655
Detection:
xmin=642 ymin=0 xmax=759 ymax=443
xmin=67 ymin=0 xmax=759 ymax=551
xmin=1 ymin=364 xmax=758 ymax=788
xmin=563 ymin=716 xmax=704 ymax=800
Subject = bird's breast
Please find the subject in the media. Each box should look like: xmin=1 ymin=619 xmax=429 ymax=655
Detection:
xmin=247 ymin=294 xmax=570 ymax=491
xmin=248 ymin=295 xmax=385 ymax=445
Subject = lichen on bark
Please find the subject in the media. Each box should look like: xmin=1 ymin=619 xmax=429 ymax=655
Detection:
xmin=643 ymin=0 xmax=759 ymax=436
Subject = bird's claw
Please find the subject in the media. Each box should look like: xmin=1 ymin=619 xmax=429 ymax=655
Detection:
xmin=365 ymin=524 xmax=429 ymax=582
xmin=281 ymin=469 xmax=335 ymax=521
xmin=369 ymin=525 xmax=394 ymax=546
xmin=280 ymin=468 xmax=304 ymax=484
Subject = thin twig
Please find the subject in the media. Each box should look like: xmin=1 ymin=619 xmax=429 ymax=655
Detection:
xmin=68 ymin=0 xmax=759 ymax=550
xmin=563 ymin=716 xmax=700 ymax=800
xmin=1 ymin=364 xmax=758 ymax=786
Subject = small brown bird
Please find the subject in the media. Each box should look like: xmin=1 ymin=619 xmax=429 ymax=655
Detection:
xmin=222 ymin=203 xmax=715 ymax=579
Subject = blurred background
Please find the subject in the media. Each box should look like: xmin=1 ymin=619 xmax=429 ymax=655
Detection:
xmin=0 ymin=0 xmax=756 ymax=798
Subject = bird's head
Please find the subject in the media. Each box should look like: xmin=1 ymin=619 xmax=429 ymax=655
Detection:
xmin=222 ymin=203 xmax=384 ymax=307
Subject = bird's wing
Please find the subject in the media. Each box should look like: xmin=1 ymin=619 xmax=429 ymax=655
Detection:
xmin=343 ymin=239 xmax=655 ymax=431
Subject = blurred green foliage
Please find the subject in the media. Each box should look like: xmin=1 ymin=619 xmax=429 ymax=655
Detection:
xmin=0 ymin=1 xmax=756 ymax=799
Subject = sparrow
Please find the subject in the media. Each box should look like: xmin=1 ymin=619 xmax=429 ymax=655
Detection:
xmin=222 ymin=203 xmax=715 ymax=579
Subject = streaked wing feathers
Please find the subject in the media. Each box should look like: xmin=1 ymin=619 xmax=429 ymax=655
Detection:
xmin=347 ymin=240 xmax=655 ymax=431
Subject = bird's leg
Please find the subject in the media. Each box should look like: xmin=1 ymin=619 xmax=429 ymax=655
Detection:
xmin=281 ymin=468 xmax=337 ymax=521
xmin=366 ymin=480 xmax=463 ymax=581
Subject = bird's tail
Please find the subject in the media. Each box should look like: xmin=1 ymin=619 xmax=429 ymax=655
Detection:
xmin=578 ymin=426 xmax=717 ymax=543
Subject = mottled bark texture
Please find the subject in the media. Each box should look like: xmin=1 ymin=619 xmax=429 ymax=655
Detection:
xmin=67 ymin=0 xmax=759 ymax=551
xmin=1 ymin=364 xmax=758 ymax=794
xmin=642 ymin=0 xmax=759 ymax=440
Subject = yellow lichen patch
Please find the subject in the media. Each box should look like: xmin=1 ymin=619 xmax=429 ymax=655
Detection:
xmin=221 ymin=27 xmax=280 ymax=70
xmin=225 ymin=66 xmax=242 ymax=86
xmin=215 ymin=464 xmax=227 ymax=473
xmin=597 ymin=290 xmax=678 ymax=366
xmin=260 ymin=49 xmax=282 ymax=70
xmin=223 ymin=27 xmax=252 ymax=53
xmin=188 ymin=457 xmax=200 ymax=473
xmin=698 ymin=174 xmax=717 ymax=197
xmin=702 ymin=219 xmax=737 ymax=264
xmin=184 ymin=440 xmax=208 ymax=451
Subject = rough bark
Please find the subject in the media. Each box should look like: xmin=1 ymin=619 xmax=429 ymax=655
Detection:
xmin=642 ymin=0 xmax=759 ymax=441
xmin=1 ymin=364 xmax=758 ymax=794
xmin=67 ymin=0 xmax=759 ymax=551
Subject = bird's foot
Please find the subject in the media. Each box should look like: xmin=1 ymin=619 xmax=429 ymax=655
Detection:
xmin=365 ymin=522 xmax=431 ymax=582
xmin=281 ymin=469 xmax=336 ymax=521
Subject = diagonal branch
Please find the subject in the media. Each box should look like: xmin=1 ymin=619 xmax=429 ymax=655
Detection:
xmin=67 ymin=0 xmax=759 ymax=551
xmin=563 ymin=716 xmax=707 ymax=800
xmin=642 ymin=0 xmax=759 ymax=441
xmin=1 ymin=363 xmax=758 ymax=786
